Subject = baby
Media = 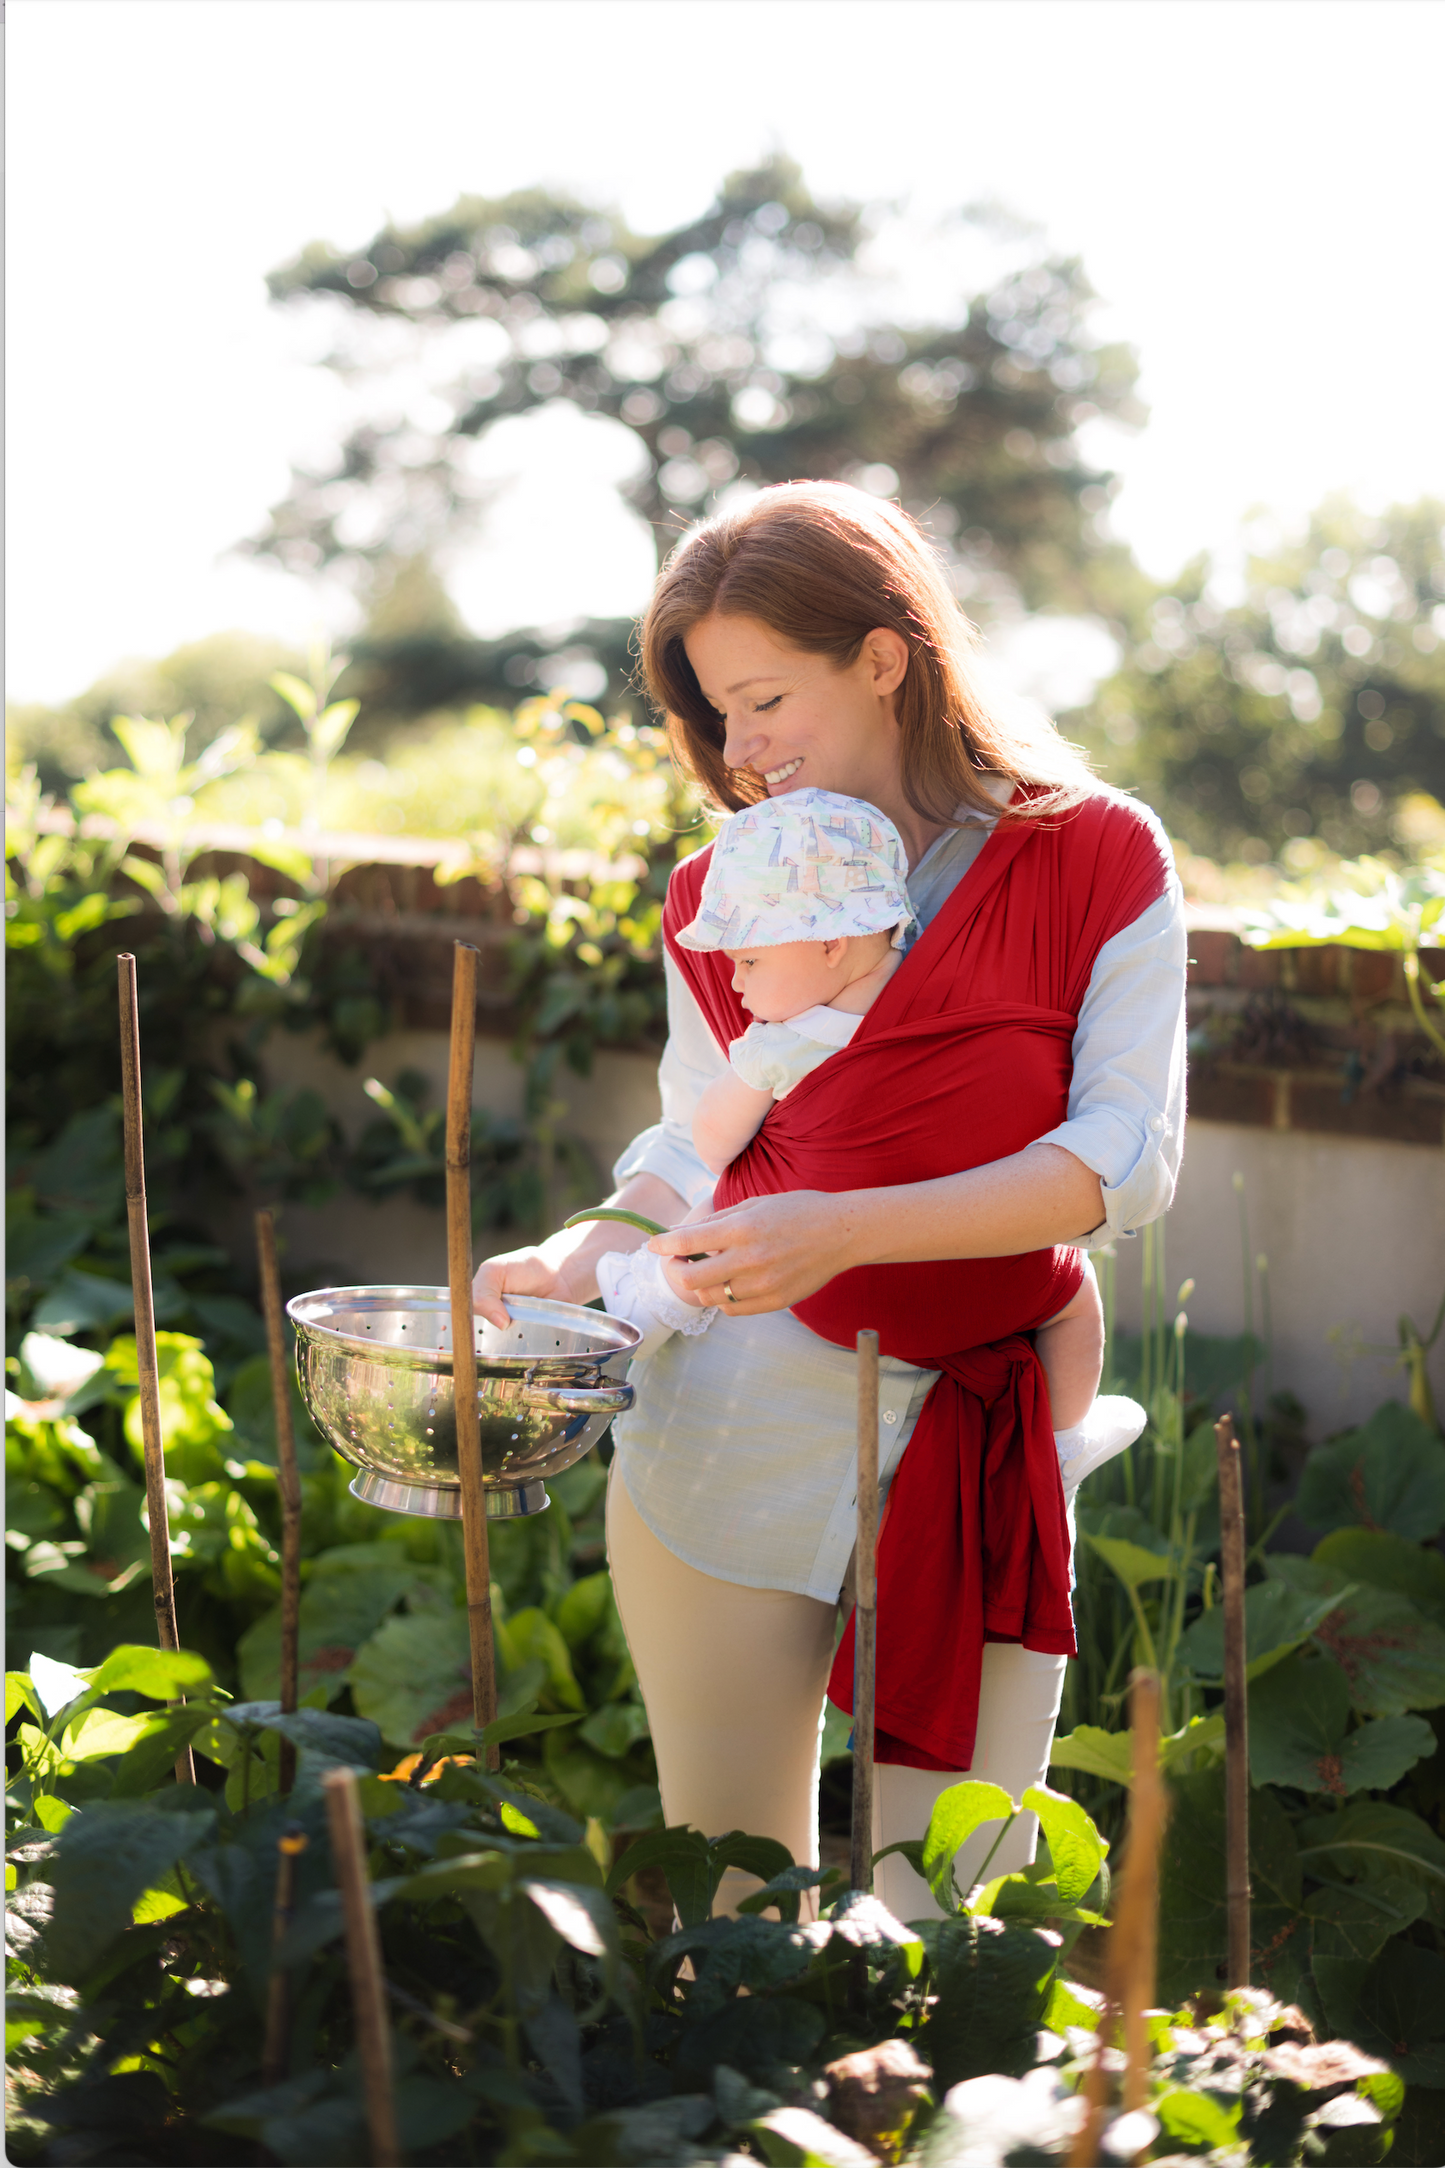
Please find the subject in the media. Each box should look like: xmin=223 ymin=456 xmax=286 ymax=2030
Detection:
xmin=598 ymin=788 xmax=1140 ymax=1490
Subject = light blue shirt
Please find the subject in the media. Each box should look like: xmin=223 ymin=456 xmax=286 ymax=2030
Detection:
xmin=609 ymin=794 xmax=1188 ymax=1601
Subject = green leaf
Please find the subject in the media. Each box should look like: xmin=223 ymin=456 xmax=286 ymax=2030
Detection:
xmin=552 ymin=1569 xmax=615 ymax=1649
xmin=521 ymin=1877 xmax=618 ymax=1970
xmin=30 ymin=1268 xmax=136 ymax=1337
xmin=1313 ymin=1528 xmax=1445 ymax=1628
xmin=90 ymin=1644 xmax=214 ymax=1701
xmin=349 ymin=1607 xmax=474 ymax=1748
xmin=1305 ymin=1877 xmax=1427 ymax=1963
xmin=1049 ymin=1723 xmax=1134 ymax=1787
xmin=1178 ymin=1577 xmax=1344 ymax=1684
xmin=917 ymin=1914 xmax=1058 ymax=2088
xmin=1043 ymin=1973 xmax=1105 ymax=2034
xmin=1297 ymin=1401 xmax=1445 ymax=1541
xmin=1021 ymin=1785 xmax=1107 ymax=1905
xmin=1268 ymin=1556 xmax=1445 ymax=1716
xmin=238 ymin=1549 xmax=420 ymax=1703
xmin=605 ymin=1826 xmax=712 ymax=1925
xmin=1083 ymin=1531 xmax=1177 ymax=1589
xmin=1248 ymin=1652 xmax=1435 ymax=1794
xmin=504 ymin=1607 xmax=585 ymax=1711
xmin=708 ymin=1831 xmax=796 ymax=1911
xmin=1314 ymin=1942 xmax=1445 ymax=2086
xmin=43 ymin=1802 xmax=215 ymax=1982
xmin=219 ymin=1702 xmax=384 ymax=1770
xmin=748 ymin=2104 xmax=877 ymax=2167
xmin=6 ymin=1673 xmax=42 ymax=1726
xmin=59 ymin=1707 xmax=154 ymax=1762
xmin=269 ymin=671 xmax=317 ymax=721
xmin=579 ymin=1701 xmax=650 ymax=1758
xmin=1297 ymin=1799 xmax=1445 ymax=1900
xmin=1159 ymin=1711 xmax=1226 ymax=1774
xmin=921 ymin=1780 xmax=1017 ymax=1912
xmin=736 ymin=1864 xmax=839 ymax=1926
xmin=1157 ymin=1765 xmax=1304 ymax=2006
xmin=1155 ymin=2086 xmax=1240 ymax=2151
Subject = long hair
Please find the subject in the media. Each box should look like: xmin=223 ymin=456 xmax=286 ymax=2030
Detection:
xmin=638 ymin=480 xmax=1096 ymax=824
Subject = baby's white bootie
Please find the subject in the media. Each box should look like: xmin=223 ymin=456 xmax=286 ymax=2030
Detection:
xmin=596 ymin=1247 xmax=720 ymax=1363
xmin=1055 ymin=1394 xmax=1148 ymax=1499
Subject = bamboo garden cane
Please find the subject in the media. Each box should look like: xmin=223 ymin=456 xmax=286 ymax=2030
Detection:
xmin=324 ymin=1768 xmax=402 ymax=2167
xmin=117 ymin=954 xmax=195 ymax=1787
xmin=255 ymin=1208 xmax=302 ymax=1795
xmin=850 ymin=1329 xmax=880 ymax=1896
xmin=446 ymin=942 xmax=500 ymax=1771
xmin=1069 ymin=1668 xmax=1167 ymax=2168
xmin=1215 ymin=1411 xmax=1252 ymax=1986
xmin=261 ymin=1823 xmax=308 ymax=2087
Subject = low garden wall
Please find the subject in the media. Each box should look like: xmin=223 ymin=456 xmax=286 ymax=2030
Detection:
xmin=249 ymin=898 xmax=1444 ymax=1438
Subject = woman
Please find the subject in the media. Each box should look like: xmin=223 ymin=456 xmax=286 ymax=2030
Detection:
xmin=474 ymin=482 xmax=1187 ymax=1918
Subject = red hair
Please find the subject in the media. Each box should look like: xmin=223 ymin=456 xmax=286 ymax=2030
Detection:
xmin=639 ymin=480 xmax=1096 ymax=824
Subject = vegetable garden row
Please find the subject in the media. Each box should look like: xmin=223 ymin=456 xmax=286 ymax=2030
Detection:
xmin=7 ymin=701 xmax=1445 ymax=2164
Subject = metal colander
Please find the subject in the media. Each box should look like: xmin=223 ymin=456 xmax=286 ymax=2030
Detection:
xmin=287 ymin=1286 xmax=639 ymax=1518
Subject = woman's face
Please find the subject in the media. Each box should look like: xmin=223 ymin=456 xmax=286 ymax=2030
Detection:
xmin=683 ymin=612 xmax=910 ymax=811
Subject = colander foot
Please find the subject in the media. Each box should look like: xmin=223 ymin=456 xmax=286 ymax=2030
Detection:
xmin=346 ymin=1471 xmax=549 ymax=1518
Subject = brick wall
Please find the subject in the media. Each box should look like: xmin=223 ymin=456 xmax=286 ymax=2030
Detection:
xmin=1186 ymin=916 xmax=1444 ymax=1148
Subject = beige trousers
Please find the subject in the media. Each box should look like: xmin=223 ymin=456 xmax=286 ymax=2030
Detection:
xmin=606 ymin=1467 xmax=1067 ymax=1921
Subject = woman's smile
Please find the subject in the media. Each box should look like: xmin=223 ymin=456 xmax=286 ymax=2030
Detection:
xmin=761 ymin=754 xmax=804 ymax=790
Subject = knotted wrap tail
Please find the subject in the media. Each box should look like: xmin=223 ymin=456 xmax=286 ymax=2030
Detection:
xmin=828 ymin=1336 xmax=1075 ymax=1771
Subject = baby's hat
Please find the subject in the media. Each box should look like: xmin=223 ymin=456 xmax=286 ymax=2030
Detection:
xmin=675 ymin=787 xmax=917 ymax=952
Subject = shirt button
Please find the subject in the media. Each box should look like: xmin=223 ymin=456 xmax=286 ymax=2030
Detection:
xmin=1148 ymin=1114 xmax=1165 ymax=1133
xmin=882 ymin=1410 xmax=898 ymax=1424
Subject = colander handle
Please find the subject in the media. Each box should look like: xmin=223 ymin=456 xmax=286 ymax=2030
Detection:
xmin=525 ymin=1380 xmax=635 ymax=1418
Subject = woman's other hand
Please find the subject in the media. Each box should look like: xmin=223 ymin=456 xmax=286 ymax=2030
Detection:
xmin=472 ymin=1172 xmax=689 ymax=1329
xmin=470 ymin=1242 xmax=575 ymax=1330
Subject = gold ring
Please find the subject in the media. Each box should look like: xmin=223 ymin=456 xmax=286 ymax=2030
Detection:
xmin=724 ymin=1281 xmax=737 ymax=1303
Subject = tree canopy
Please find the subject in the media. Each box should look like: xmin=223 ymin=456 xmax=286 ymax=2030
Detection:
xmin=247 ymin=155 xmax=1145 ymax=659
xmin=1074 ymin=497 xmax=1445 ymax=861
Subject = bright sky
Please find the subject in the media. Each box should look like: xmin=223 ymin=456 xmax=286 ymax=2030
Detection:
xmin=9 ymin=0 xmax=1444 ymax=706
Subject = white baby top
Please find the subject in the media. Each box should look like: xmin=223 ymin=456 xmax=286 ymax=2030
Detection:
xmin=608 ymin=789 xmax=1189 ymax=1604
xmin=728 ymin=1005 xmax=864 ymax=1098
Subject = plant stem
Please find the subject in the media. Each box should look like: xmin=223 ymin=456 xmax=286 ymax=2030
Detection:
xmin=1215 ymin=1414 xmax=1251 ymax=1988
xmin=255 ymin=1208 xmax=301 ymax=1796
xmin=1404 ymin=952 xmax=1445 ymax=1059
xmin=448 ymin=941 xmax=499 ymax=1771
xmin=117 ymin=953 xmax=195 ymax=1787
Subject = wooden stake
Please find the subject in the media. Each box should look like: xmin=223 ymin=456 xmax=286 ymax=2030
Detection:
xmin=261 ymin=1823 xmax=308 ymax=2085
xmin=117 ymin=955 xmax=195 ymax=1788
xmin=323 ymin=1768 xmax=401 ymax=2166
xmin=446 ymin=942 xmax=498 ymax=1771
xmin=1070 ymin=1668 xmax=1168 ymax=2166
xmin=1216 ymin=1411 xmax=1251 ymax=1987
xmin=850 ymin=1329 xmax=880 ymax=1896
xmin=256 ymin=1209 xmax=302 ymax=1795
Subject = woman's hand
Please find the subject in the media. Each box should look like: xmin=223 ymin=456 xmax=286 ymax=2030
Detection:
xmin=650 ymin=1191 xmax=858 ymax=1316
xmin=471 ymin=1243 xmax=577 ymax=1330
xmin=647 ymin=1145 xmax=1107 ymax=1319
xmin=472 ymin=1171 xmax=690 ymax=1329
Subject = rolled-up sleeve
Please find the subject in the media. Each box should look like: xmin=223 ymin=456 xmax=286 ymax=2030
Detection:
xmin=611 ymin=953 xmax=725 ymax=1211
xmin=1036 ymin=880 xmax=1188 ymax=1249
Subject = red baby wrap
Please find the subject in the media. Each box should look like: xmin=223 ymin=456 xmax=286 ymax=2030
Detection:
xmin=662 ymin=789 xmax=1171 ymax=1769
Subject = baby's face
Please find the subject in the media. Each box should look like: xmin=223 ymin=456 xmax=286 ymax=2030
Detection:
xmin=725 ymin=940 xmax=838 ymax=1022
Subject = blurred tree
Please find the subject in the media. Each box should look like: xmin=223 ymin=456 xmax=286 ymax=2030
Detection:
xmin=7 ymin=632 xmax=308 ymax=791
xmin=243 ymin=156 xmax=1146 ymax=713
xmin=1071 ymin=498 xmax=1445 ymax=861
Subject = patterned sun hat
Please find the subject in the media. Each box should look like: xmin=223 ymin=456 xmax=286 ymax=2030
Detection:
xmin=675 ymin=788 xmax=917 ymax=952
